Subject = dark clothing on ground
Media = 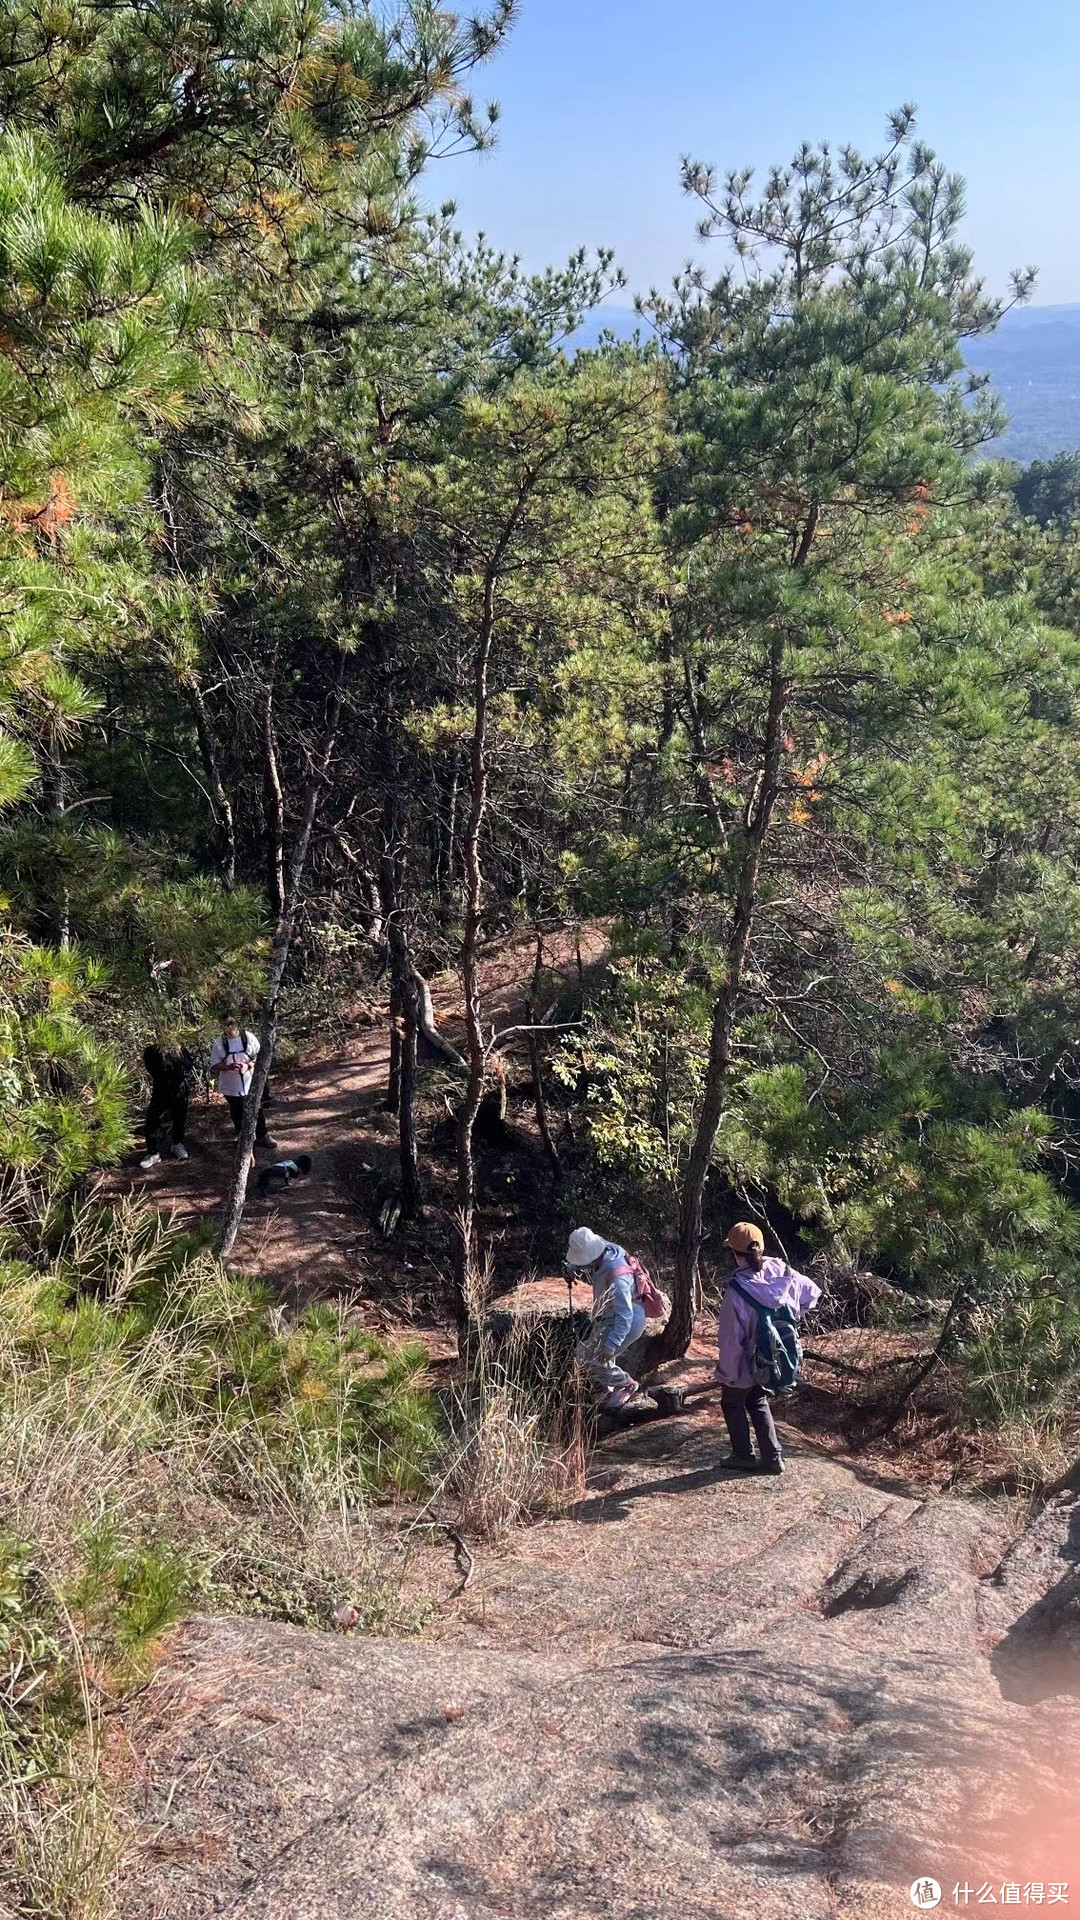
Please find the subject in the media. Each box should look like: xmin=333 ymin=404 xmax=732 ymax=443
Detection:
xmin=257 ymin=1158 xmax=306 ymax=1197
xmin=720 ymin=1383 xmax=782 ymax=1468
xmin=143 ymin=1045 xmax=195 ymax=1152
xmin=225 ymin=1092 xmax=269 ymax=1145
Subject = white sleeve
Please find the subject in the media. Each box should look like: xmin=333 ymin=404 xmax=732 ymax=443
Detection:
xmin=245 ymin=1032 xmax=260 ymax=1059
xmin=209 ymin=1040 xmax=225 ymax=1068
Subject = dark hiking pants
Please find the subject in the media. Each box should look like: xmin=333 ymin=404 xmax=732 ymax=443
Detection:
xmin=225 ymin=1092 xmax=269 ymax=1145
xmin=145 ymin=1086 xmax=189 ymax=1153
xmin=721 ymin=1384 xmax=782 ymax=1467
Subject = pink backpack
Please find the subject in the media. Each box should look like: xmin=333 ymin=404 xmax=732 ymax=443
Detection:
xmin=620 ymin=1254 xmax=666 ymax=1319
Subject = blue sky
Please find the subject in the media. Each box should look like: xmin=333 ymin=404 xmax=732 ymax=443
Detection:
xmin=429 ymin=0 xmax=1080 ymax=307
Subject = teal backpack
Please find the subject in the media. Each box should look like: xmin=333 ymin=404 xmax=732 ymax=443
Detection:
xmin=730 ymin=1278 xmax=803 ymax=1395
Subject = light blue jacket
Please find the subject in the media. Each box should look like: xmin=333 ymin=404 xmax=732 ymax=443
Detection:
xmin=589 ymin=1243 xmax=638 ymax=1351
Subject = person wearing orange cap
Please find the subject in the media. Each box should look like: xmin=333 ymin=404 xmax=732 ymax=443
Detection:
xmin=714 ymin=1222 xmax=820 ymax=1475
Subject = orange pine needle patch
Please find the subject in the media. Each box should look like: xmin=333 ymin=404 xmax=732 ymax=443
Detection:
xmin=1 ymin=471 xmax=78 ymax=542
xmin=788 ymin=750 xmax=830 ymax=825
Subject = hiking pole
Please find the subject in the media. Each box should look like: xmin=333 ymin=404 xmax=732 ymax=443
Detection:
xmin=566 ymin=1270 xmax=574 ymax=1319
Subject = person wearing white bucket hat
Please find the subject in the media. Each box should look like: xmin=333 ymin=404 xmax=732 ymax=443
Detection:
xmin=564 ymin=1226 xmax=645 ymax=1410
xmin=564 ymin=1227 xmax=607 ymax=1269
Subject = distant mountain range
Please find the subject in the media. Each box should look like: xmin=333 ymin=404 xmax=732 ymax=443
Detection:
xmin=964 ymin=305 xmax=1080 ymax=463
xmin=571 ymin=302 xmax=1080 ymax=467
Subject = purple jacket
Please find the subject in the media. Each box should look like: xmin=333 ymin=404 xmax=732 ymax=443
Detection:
xmin=714 ymin=1257 xmax=821 ymax=1390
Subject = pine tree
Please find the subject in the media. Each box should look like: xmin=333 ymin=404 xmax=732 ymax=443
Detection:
xmin=0 ymin=129 xmax=200 ymax=808
xmin=639 ymin=111 xmax=1038 ymax=1358
xmin=409 ymin=352 xmax=664 ymax=1308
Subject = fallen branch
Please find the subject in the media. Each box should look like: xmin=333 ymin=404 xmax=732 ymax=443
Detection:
xmin=803 ymin=1347 xmax=934 ymax=1379
xmin=405 ymin=1519 xmax=475 ymax=1598
xmin=883 ymin=1286 xmax=968 ymax=1432
xmin=413 ymin=968 xmax=466 ymax=1069
xmin=446 ymin=1525 xmax=475 ymax=1596
xmin=488 ymin=1019 xmax=582 ymax=1053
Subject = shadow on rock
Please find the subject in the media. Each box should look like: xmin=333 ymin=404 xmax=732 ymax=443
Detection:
xmin=988 ymin=1493 xmax=1080 ymax=1704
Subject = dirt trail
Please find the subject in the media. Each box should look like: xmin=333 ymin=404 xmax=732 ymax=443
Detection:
xmin=128 ymin=1017 xmax=394 ymax=1297
xmin=121 ymin=927 xmax=603 ymax=1308
xmin=123 ymin=1400 xmax=1080 ymax=1920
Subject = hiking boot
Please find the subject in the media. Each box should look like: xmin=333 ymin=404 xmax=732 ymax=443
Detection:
xmin=719 ymin=1453 xmax=759 ymax=1472
xmin=139 ymin=1153 xmax=161 ymax=1170
xmin=171 ymin=1143 xmax=189 ymax=1161
xmin=603 ymin=1380 xmax=641 ymax=1411
xmin=762 ymin=1458 xmax=785 ymax=1475
xmin=260 ymin=1137 xmax=278 ymax=1153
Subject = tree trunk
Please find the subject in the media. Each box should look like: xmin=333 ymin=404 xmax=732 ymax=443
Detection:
xmin=414 ymin=970 xmax=465 ymax=1068
xmin=376 ymin=795 xmax=403 ymax=1111
xmin=526 ymin=934 xmax=561 ymax=1179
xmin=452 ymin=568 xmax=498 ymax=1322
xmin=637 ymin=629 xmax=788 ymax=1371
xmin=187 ymin=675 xmax=236 ymax=888
xmin=386 ymin=978 xmax=403 ymax=1113
xmin=530 ymin=1037 xmax=562 ymax=1180
xmin=382 ymin=832 xmax=422 ymax=1216
xmin=680 ymin=652 xmax=727 ymax=844
xmin=262 ymin=690 xmax=286 ymax=923
xmin=398 ymin=963 xmax=421 ymax=1218
xmin=216 ymin=678 xmax=343 ymax=1261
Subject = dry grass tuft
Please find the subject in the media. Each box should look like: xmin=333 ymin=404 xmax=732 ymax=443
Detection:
xmin=428 ymin=1258 xmax=588 ymax=1545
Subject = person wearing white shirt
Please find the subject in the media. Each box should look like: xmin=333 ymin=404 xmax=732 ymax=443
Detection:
xmin=209 ymin=1017 xmax=273 ymax=1147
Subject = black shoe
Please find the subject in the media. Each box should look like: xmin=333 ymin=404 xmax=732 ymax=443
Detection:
xmin=720 ymin=1454 xmax=760 ymax=1472
xmin=762 ymin=1458 xmax=785 ymax=1475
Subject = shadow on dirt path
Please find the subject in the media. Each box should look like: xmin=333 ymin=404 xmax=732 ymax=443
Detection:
xmin=104 ymin=927 xmax=610 ymax=1319
xmin=110 ymin=1018 xmax=394 ymax=1302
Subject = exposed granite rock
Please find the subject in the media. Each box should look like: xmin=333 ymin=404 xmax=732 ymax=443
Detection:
xmin=122 ymin=1421 xmax=1080 ymax=1920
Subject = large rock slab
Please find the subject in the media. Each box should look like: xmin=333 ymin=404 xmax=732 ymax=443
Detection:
xmin=123 ymin=1424 xmax=1080 ymax=1920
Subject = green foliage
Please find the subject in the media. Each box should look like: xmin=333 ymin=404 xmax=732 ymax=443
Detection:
xmin=1010 ymin=449 xmax=1080 ymax=530
xmin=554 ymin=953 xmax=703 ymax=1197
xmin=0 ymin=128 xmax=202 ymax=809
xmin=67 ymin=1521 xmax=191 ymax=1683
xmin=0 ymin=933 xmax=128 ymax=1226
xmin=0 ymin=1 xmax=515 ymax=261
xmin=1 ymin=821 xmax=268 ymax=1038
xmin=4 ymin=1208 xmax=438 ymax=1502
xmin=963 ymin=1285 xmax=1080 ymax=1427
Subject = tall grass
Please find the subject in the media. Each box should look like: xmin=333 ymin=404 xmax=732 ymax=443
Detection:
xmin=0 ymin=1577 xmax=120 ymax=1920
xmin=0 ymin=1195 xmax=437 ymax=1918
